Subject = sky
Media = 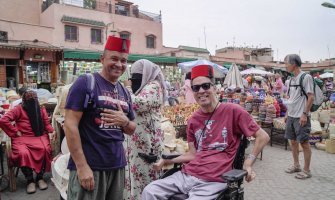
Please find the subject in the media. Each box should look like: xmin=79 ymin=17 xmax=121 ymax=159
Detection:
xmin=131 ymin=0 xmax=335 ymax=63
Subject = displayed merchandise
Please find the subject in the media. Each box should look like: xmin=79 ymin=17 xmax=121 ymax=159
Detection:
xmin=315 ymin=141 xmax=326 ymax=151
xmin=311 ymin=120 xmax=323 ymax=134
xmin=265 ymin=104 xmax=276 ymax=124
xmin=162 ymin=103 xmax=199 ymax=126
xmin=319 ymin=110 xmax=330 ymax=124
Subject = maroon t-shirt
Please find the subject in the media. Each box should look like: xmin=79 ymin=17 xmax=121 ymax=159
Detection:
xmin=182 ymin=103 xmax=260 ymax=182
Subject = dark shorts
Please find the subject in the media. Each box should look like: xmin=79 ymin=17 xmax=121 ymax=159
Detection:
xmin=285 ymin=116 xmax=311 ymax=143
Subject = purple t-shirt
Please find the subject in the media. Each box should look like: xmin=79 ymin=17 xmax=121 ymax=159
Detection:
xmin=65 ymin=73 xmax=135 ymax=170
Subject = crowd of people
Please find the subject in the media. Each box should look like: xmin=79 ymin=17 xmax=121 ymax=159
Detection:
xmin=0 ymin=35 xmax=333 ymax=200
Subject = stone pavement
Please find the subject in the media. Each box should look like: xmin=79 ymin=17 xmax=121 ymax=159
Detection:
xmin=1 ymin=144 xmax=334 ymax=200
xmin=245 ymin=144 xmax=335 ymax=200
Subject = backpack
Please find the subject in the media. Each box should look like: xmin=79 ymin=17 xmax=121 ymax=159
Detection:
xmin=83 ymin=73 xmax=131 ymax=109
xmin=288 ymin=73 xmax=325 ymax=112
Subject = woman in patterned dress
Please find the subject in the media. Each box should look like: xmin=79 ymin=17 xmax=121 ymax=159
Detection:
xmin=123 ymin=59 xmax=167 ymax=200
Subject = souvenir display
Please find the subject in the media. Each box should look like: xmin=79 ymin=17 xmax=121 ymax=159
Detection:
xmin=162 ymin=103 xmax=199 ymax=126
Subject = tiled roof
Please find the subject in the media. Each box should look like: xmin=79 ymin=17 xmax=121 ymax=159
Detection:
xmin=61 ymin=15 xmax=105 ymax=27
xmin=178 ymin=45 xmax=209 ymax=53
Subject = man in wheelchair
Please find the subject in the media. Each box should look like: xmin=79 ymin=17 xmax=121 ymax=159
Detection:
xmin=142 ymin=65 xmax=269 ymax=200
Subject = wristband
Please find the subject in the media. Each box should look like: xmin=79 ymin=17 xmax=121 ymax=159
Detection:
xmin=247 ymin=154 xmax=256 ymax=162
xmin=303 ymin=112 xmax=309 ymax=116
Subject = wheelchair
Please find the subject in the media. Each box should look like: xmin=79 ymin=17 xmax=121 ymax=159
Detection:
xmin=160 ymin=136 xmax=250 ymax=200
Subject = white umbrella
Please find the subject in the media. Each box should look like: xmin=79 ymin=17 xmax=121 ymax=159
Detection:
xmin=240 ymin=68 xmax=274 ymax=76
xmin=320 ymin=72 xmax=333 ymax=79
xmin=223 ymin=63 xmax=243 ymax=89
xmin=178 ymin=59 xmax=228 ymax=78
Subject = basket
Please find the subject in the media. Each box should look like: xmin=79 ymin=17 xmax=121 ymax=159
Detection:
xmin=325 ymin=138 xmax=335 ymax=154
xmin=315 ymin=142 xmax=326 ymax=151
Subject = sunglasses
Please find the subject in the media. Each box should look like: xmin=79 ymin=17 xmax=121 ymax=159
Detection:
xmin=191 ymin=82 xmax=213 ymax=92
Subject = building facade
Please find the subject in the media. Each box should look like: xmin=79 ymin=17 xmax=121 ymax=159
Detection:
xmin=0 ymin=0 xmax=164 ymax=88
xmin=161 ymin=45 xmax=210 ymax=60
xmin=215 ymin=47 xmax=273 ymax=62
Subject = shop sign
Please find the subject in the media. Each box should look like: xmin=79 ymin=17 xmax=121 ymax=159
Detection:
xmin=34 ymin=54 xmax=43 ymax=59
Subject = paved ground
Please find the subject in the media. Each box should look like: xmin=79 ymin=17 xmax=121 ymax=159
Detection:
xmin=1 ymin=143 xmax=335 ymax=200
xmin=245 ymin=144 xmax=335 ymax=200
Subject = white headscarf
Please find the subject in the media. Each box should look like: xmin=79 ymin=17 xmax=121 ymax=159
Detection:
xmin=131 ymin=59 xmax=167 ymax=101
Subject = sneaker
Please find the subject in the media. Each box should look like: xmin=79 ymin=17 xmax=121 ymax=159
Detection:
xmin=26 ymin=182 xmax=36 ymax=194
xmin=37 ymin=179 xmax=48 ymax=190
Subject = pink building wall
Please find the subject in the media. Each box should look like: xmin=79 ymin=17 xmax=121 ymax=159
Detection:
xmin=1 ymin=0 xmax=164 ymax=55
xmin=0 ymin=21 xmax=54 ymax=43
xmin=40 ymin=3 xmax=164 ymax=54
xmin=0 ymin=0 xmax=42 ymax=25
xmin=215 ymin=49 xmax=246 ymax=60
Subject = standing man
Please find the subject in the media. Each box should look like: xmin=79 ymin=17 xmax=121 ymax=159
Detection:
xmin=64 ymin=36 xmax=136 ymax=200
xmin=284 ymin=54 xmax=314 ymax=179
xmin=142 ymin=65 xmax=269 ymax=200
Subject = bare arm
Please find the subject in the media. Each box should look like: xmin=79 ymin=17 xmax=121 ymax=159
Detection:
xmin=122 ymin=120 xmax=136 ymax=135
xmin=247 ymin=128 xmax=269 ymax=160
xmin=243 ymin=128 xmax=269 ymax=182
xmin=304 ymin=93 xmax=314 ymax=114
xmin=153 ymin=142 xmax=197 ymax=170
xmin=64 ymin=109 xmax=94 ymax=191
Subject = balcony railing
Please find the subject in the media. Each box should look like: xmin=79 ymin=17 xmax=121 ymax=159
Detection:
xmin=42 ymin=0 xmax=161 ymax=23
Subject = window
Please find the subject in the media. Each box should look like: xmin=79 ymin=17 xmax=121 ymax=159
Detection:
xmin=120 ymin=31 xmax=131 ymax=40
xmin=146 ymin=35 xmax=156 ymax=49
xmin=0 ymin=31 xmax=8 ymax=43
xmin=65 ymin=25 xmax=78 ymax=41
xmin=91 ymin=28 xmax=102 ymax=43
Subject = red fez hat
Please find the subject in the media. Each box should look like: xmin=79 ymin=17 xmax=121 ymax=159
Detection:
xmin=105 ymin=36 xmax=130 ymax=53
xmin=191 ymin=65 xmax=214 ymax=80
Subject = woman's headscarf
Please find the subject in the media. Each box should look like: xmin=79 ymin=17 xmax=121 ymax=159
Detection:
xmin=131 ymin=59 xmax=167 ymax=101
xmin=22 ymin=90 xmax=44 ymax=136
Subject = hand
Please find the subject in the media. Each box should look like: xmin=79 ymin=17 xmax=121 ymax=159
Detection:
xmin=299 ymin=114 xmax=307 ymax=127
xmin=123 ymin=80 xmax=132 ymax=87
xmin=77 ymin=164 xmax=95 ymax=191
xmin=101 ymin=101 xmax=129 ymax=127
xmin=153 ymin=159 xmax=166 ymax=171
xmin=16 ymin=131 xmax=22 ymax=137
xmin=243 ymin=164 xmax=256 ymax=182
xmin=49 ymin=131 xmax=56 ymax=141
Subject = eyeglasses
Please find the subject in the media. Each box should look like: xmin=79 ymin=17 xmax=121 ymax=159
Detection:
xmin=191 ymin=82 xmax=213 ymax=92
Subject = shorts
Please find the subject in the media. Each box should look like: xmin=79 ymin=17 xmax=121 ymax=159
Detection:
xmin=285 ymin=116 xmax=311 ymax=143
xmin=67 ymin=168 xmax=125 ymax=200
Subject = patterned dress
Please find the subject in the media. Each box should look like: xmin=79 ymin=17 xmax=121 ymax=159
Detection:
xmin=123 ymin=80 xmax=164 ymax=200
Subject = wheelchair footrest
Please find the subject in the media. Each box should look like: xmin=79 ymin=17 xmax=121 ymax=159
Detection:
xmin=222 ymin=169 xmax=247 ymax=182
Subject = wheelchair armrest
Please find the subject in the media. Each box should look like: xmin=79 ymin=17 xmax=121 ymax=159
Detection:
xmin=222 ymin=169 xmax=247 ymax=182
xmin=138 ymin=153 xmax=158 ymax=164
xmin=162 ymin=154 xmax=181 ymax=160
